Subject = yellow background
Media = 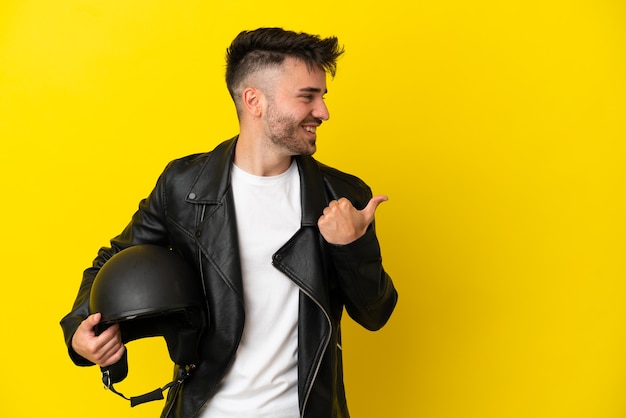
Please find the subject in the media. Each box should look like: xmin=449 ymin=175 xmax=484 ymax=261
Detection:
xmin=1 ymin=0 xmax=625 ymax=417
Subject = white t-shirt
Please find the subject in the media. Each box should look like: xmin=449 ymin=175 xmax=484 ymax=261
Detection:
xmin=199 ymin=161 xmax=301 ymax=418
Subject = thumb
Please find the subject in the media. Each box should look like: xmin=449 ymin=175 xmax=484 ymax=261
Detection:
xmin=77 ymin=312 xmax=101 ymax=336
xmin=361 ymin=195 xmax=388 ymax=221
xmin=88 ymin=312 xmax=102 ymax=326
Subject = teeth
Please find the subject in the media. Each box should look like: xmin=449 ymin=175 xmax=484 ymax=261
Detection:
xmin=304 ymin=126 xmax=316 ymax=133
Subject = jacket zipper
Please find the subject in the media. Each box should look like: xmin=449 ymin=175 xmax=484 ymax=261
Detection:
xmin=272 ymin=260 xmax=332 ymax=418
xmin=196 ymin=205 xmax=212 ymax=322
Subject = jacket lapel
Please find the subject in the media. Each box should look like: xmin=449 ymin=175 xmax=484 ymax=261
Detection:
xmin=185 ymin=138 xmax=244 ymax=301
xmin=273 ymin=155 xmax=332 ymax=314
xmin=182 ymin=140 xmax=332 ymax=313
xmin=297 ymin=155 xmax=328 ymax=227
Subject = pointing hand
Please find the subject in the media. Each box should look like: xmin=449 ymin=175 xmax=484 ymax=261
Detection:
xmin=317 ymin=195 xmax=388 ymax=245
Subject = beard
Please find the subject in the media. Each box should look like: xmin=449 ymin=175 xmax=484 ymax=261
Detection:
xmin=264 ymin=103 xmax=321 ymax=156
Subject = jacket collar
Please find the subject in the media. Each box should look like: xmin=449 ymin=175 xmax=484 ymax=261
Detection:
xmin=185 ymin=137 xmax=237 ymax=205
xmin=186 ymin=136 xmax=328 ymax=224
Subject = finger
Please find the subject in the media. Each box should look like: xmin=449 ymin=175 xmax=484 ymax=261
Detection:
xmin=98 ymin=322 xmax=120 ymax=340
xmin=102 ymin=344 xmax=126 ymax=367
xmin=86 ymin=312 xmax=101 ymax=328
xmin=76 ymin=313 xmax=100 ymax=336
xmin=98 ymin=336 xmax=125 ymax=367
xmin=361 ymin=195 xmax=388 ymax=220
xmin=91 ymin=324 xmax=123 ymax=366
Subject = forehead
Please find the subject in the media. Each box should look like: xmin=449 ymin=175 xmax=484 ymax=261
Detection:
xmin=274 ymin=57 xmax=327 ymax=89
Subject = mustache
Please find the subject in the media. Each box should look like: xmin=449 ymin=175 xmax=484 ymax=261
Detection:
xmin=303 ymin=118 xmax=323 ymax=126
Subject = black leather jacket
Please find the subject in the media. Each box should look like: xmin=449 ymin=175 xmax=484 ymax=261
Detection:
xmin=60 ymin=137 xmax=398 ymax=418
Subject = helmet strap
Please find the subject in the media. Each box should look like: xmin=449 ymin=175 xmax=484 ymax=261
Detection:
xmin=102 ymin=364 xmax=195 ymax=407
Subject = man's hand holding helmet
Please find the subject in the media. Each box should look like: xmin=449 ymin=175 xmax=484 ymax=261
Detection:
xmin=72 ymin=312 xmax=125 ymax=367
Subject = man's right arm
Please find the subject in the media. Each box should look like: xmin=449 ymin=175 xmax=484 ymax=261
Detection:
xmin=60 ymin=164 xmax=172 ymax=366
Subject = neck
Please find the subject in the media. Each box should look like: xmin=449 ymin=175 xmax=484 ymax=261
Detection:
xmin=234 ymin=132 xmax=293 ymax=176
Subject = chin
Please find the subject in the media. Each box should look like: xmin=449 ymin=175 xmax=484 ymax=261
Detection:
xmin=305 ymin=145 xmax=317 ymax=156
xmin=291 ymin=142 xmax=316 ymax=156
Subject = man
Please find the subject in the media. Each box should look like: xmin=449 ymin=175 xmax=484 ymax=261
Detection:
xmin=61 ymin=27 xmax=398 ymax=418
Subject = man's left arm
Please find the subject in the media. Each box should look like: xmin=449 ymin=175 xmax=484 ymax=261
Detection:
xmin=318 ymin=196 xmax=398 ymax=330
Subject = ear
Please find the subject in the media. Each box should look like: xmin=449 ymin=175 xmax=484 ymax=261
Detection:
xmin=241 ymin=87 xmax=264 ymax=117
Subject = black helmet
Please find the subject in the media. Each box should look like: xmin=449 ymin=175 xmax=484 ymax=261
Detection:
xmin=89 ymin=244 xmax=207 ymax=406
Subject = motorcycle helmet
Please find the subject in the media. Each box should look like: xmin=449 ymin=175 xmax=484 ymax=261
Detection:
xmin=89 ymin=244 xmax=207 ymax=406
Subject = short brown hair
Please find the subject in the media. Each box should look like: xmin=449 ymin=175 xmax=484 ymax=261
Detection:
xmin=225 ymin=27 xmax=344 ymax=102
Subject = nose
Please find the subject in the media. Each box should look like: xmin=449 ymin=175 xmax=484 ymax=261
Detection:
xmin=312 ymin=99 xmax=330 ymax=121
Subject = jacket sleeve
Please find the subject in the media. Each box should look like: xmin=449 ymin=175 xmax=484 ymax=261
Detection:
xmin=59 ymin=166 xmax=171 ymax=366
xmin=327 ymin=225 xmax=398 ymax=331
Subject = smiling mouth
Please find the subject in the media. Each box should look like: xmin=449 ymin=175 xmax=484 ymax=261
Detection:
xmin=302 ymin=118 xmax=323 ymax=134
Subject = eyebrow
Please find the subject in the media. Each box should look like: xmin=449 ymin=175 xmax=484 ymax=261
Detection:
xmin=298 ymin=87 xmax=328 ymax=94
